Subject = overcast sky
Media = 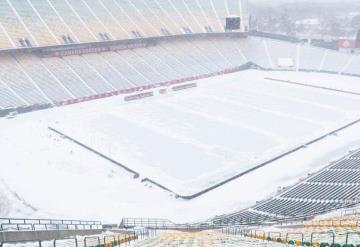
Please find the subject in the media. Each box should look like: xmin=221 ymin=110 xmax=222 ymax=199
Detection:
xmin=250 ymin=0 xmax=360 ymax=8
xmin=251 ymin=0 xmax=358 ymax=3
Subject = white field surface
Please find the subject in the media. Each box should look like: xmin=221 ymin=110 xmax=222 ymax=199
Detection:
xmin=55 ymin=70 xmax=360 ymax=194
xmin=0 ymin=70 xmax=359 ymax=223
xmin=268 ymin=71 xmax=360 ymax=93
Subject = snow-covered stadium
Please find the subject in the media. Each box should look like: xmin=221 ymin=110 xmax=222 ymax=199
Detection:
xmin=0 ymin=0 xmax=360 ymax=246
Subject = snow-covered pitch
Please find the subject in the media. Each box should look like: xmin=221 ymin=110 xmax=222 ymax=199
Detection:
xmin=54 ymin=70 xmax=360 ymax=194
xmin=0 ymin=70 xmax=359 ymax=222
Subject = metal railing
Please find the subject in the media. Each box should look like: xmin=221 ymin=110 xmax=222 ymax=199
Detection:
xmin=222 ymin=227 xmax=360 ymax=246
xmin=0 ymin=218 xmax=102 ymax=232
xmin=120 ymin=218 xmax=177 ymax=229
xmin=0 ymin=231 xmax=143 ymax=247
xmin=120 ymin=201 xmax=360 ymax=233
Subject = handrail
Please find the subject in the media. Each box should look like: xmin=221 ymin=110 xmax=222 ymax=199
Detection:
xmin=84 ymin=236 xmax=100 ymax=247
xmin=0 ymin=218 xmax=102 ymax=232
xmin=346 ymin=232 xmax=360 ymax=245
xmin=0 ymin=218 xmax=101 ymax=225
xmin=267 ymin=231 xmax=281 ymax=240
xmin=0 ymin=240 xmax=42 ymax=247
xmin=310 ymin=231 xmax=335 ymax=245
xmin=0 ymin=223 xmax=102 ymax=232
xmin=1 ymin=233 xmax=139 ymax=247
xmin=224 ymin=226 xmax=360 ymax=245
xmin=120 ymin=201 xmax=360 ymax=231
xmin=54 ymin=238 xmax=78 ymax=247
xmin=285 ymin=232 xmax=303 ymax=244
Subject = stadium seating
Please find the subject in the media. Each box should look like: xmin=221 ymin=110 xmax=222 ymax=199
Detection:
xmin=100 ymin=51 xmax=152 ymax=87
xmin=63 ymin=55 xmax=115 ymax=94
xmin=343 ymin=55 xmax=360 ymax=76
xmin=129 ymin=230 xmax=289 ymax=247
xmin=0 ymin=1 xmax=358 ymax=113
xmin=214 ymin=38 xmax=248 ymax=65
xmin=0 ymin=0 xmax=236 ymax=49
xmin=0 ymin=35 xmax=359 ymax=110
xmin=243 ymin=209 xmax=360 ymax=246
xmin=298 ymin=44 xmax=327 ymax=71
xmin=41 ymin=56 xmax=95 ymax=98
xmin=266 ymin=39 xmax=298 ymax=69
xmin=214 ymin=149 xmax=360 ymax=225
xmin=321 ymin=50 xmax=353 ymax=73
xmin=0 ymin=0 xmax=357 ymax=111
xmin=210 ymin=204 xmax=360 ymax=245
xmin=0 ymin=54 xmax=49 ymax=106
xmin=239 ymin=37 xmax=272 ymax=69
xmin=16 ymin=54 xmax=73 ymax=102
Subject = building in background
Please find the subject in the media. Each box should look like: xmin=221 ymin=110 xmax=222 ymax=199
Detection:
xmin=337 ymin=31 xmax=360 ymax=53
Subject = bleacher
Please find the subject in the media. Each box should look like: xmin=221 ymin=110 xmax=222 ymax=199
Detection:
xmin=214 ymin=149 xmax=360 ymax=225
xmin=130 ymin=225 xmax=356 ymax=247
xmin=0 ymin=35 xmax=358 ymax=111
xmin=0 ymin=37 xmax=247 ymax=109
xmin=129 ymin=230 xmax=288 ymax=247
xmin=238 ymin=208 xmax=360 ymax=246
xmin=0 ymin=0 xmax=358 ymax=113
xmin=0 ymin=0 xmax=243 ymax=50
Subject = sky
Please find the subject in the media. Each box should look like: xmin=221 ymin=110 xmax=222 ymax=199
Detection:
xmin=251 ymin=0 xmax=358 ymax=3
xmin=250 ymin=0 xmax=360 ymax=8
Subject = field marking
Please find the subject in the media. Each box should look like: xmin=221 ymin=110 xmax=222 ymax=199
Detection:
xmin=49 ymin=115 xmax=360 ymax=200
xmin=265 ymin=77 xmax=360 ymax=96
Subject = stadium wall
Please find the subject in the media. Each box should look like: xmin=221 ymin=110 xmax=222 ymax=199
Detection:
xmin=0 ymin=229 xmax=102 ymax=242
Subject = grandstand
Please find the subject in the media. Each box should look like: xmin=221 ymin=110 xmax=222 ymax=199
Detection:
xmin=1 ymin=36 xmax=360 ymax=111
xmin=213 ymin=149 xmax=360 ymax=225
xmin=128 ymin=231 xmax=288 ymax=247
xmin=0 ymin=0 xmax=249 ymax=49
xmin=0 ymin=0 xmax=360 ymax=246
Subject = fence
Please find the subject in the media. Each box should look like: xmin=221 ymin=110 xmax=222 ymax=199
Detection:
xmin=304 ymin=219 xmax=360 ymax=228
xmin=0 ymin=218 xmax=102 ymax=232
xmin=221 ymin=227 xmax=360 ymax=246
xmin=120 ymin=218 xmax=176 ymax=229
xmin=0 ymin=231 xmax=146 ymax=247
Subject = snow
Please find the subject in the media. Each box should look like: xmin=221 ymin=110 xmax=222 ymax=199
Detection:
xmin=267 ymin=71 xmax=360 ymax=93
xmin=295 ymin=19 xmax=320 ymax=26
xmin=54 ymin=70 xmax=360 ymax=194
xmin=0 ymin=70 xmax=359 ymax=223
